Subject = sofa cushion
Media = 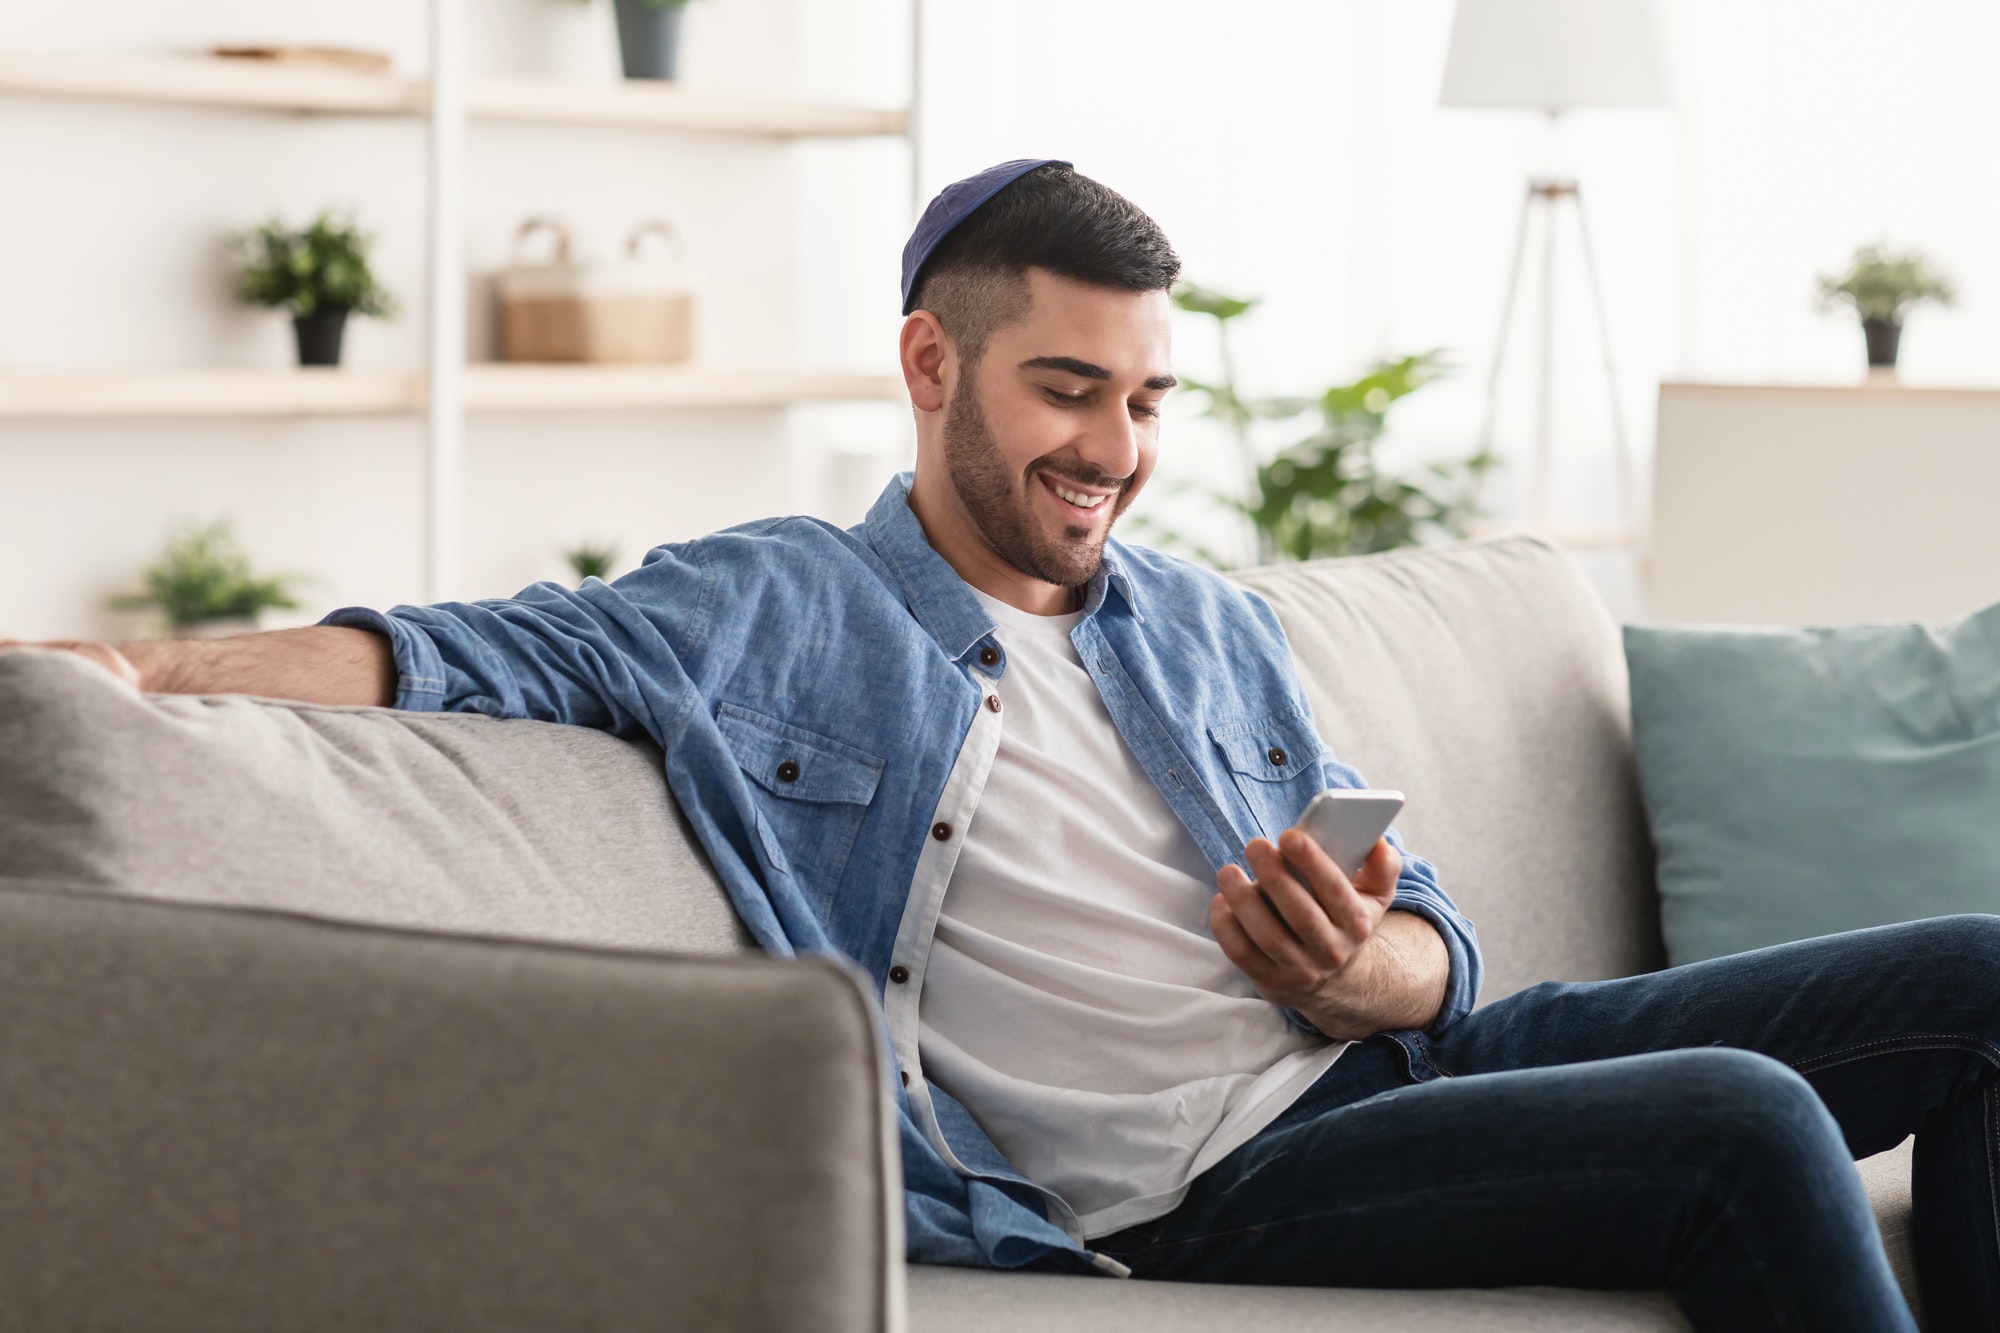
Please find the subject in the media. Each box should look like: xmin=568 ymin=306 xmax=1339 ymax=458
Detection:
xmin=0 ymin=648 xmax=746 ymax=955
xmin=1231 ymin=536 xmax=1662 ymax=1003
xmin=1627 ymin=609 xmax=2000 ymax=965
xmin=908 ymin=1139 xmax=1918 ymax=1331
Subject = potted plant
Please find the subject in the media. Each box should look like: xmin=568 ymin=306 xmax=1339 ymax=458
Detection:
xmin=233 ymin=211 xmax=398 ymax=368
xmin=1817 ymin=242 xmax=1956 ymax=371
xmin=108 ymin=520 xmax=304 ymax=639
xmin=564 ymin=542 xmax=620 ymax=585
xmin=613 ymin=0 xmax=692 ymax=80
xmin=1128 ymin=283 xmax=1493 ymax=567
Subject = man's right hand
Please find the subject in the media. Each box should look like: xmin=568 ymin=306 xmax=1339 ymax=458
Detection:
xmin=0 ymin=627 xmax=395 ymax=706
xmin=0 ymin=639 xmax=142 ymax=689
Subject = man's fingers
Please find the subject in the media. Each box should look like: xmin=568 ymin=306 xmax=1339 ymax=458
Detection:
xmin=1245 ymin=837 xmax=1350 ymax=967
xmin=1353 ymin=836 xmax=1403 ymax=903
xmin=1216 ymin=854 xmax=1313 ymax=976
xmin=1209 ymin=892 xmax=1280 ymax=986
xmin=0 ymin=639 xmax=141 ymax=689
xmin=1274 ymin=828 xmax=1376 ymax=950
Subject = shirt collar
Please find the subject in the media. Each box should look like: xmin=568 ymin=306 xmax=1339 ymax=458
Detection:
xmin=858 ymin=472 xmax=1143 ymax=662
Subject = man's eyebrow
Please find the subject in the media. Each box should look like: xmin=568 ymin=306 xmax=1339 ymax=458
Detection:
xmin=1019 ymin=356 xmax=1180 ymax=393
xmin=1019 ymin=355 xmax=1110 ymax=380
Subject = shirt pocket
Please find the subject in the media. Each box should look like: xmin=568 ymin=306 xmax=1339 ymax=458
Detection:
xmin=717 ymin=702 xmax=885 ymax=894
xmin=1208 ymin=707 xmax=1329 ymax=842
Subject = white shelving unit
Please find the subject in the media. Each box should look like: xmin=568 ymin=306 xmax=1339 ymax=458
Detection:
xmin=0 ymin=49 xmax=910 ymax=135
xmin=0 ymin=367 xmax=905 ymax=418
xmin=0 ymin=8 xmax=917 ymax=600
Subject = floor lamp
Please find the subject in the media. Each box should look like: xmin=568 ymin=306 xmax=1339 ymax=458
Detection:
xmin=1440 ymin=0 xmax=1667 ymax=546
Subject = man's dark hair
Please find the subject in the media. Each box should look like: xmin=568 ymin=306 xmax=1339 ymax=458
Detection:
xmin=909 ymin=164 xmax=1182 ymax=364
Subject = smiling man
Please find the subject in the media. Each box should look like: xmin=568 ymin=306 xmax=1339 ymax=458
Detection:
xmin=12 ymin=162 xmax=2000 ymax=1331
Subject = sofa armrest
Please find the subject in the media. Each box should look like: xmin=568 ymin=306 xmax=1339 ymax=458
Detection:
xmin=0 ymin=880 xmax=903 ymax=1333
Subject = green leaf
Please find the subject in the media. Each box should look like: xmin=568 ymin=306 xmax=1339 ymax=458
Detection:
xmin=107 ymin=519 xmax=305 ymax=629
xmin=231 ymin=210 xmax=398 ymax=320
xmin=1172 ymin=281 xmax=1258 ymax=322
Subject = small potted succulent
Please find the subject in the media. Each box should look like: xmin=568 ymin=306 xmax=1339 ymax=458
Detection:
xmin=564 ymin=542 xmax=620 ymax=585
xmin=233 ymin=211 xmax=398 ymax=367
xmin=1817 ymin=242 xmax=1956 ymax=371
xmin=613 ymin=0 xmax=693 ymax=79
xmin=108 ymin=520 xmax=304 ymax=639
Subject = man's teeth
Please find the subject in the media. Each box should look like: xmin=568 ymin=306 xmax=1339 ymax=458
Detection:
xmin=1051 ymin=482 xmax=1107 ymax=510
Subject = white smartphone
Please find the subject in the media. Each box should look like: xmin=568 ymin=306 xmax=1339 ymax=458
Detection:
xmin=1293 ymin=789 xmax=1405 ymax=877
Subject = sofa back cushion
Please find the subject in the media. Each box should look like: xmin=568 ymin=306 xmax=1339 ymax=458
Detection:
xmin=0 ymin=649 xmax=747 ymax=956
xmin=1232 ymin=537 xmax=1663 ymax=1002
xmin=2 ymin=533 xmax=1653 ymax=998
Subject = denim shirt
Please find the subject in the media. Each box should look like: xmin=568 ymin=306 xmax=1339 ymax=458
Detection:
xmin=323 ymin=472 xmax=1483 ymax=1274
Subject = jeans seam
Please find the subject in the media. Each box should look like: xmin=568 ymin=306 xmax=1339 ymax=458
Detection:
xmin=1122 ymin=1162 xmax=1713 ymax=1254
xmin=1789 ymin=1032 xmax=2000 ymax=1077
xmin=1403 ymin=1031 xmax=1449 ymax=1080
xmin=1988 ymin=1079 xmax=2000 ymax=1284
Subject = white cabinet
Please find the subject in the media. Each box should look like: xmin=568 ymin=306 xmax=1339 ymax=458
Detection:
xmin=1651 ymin=382 xmax=2000 ymax=625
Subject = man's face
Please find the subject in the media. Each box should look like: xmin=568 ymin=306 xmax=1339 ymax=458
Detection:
xmin=942 ymin=269 xmax=1175 ymax=588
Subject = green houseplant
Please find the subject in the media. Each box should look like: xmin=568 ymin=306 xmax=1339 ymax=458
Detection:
xmin=564 ymin=542 xmax=620 ymax=585
xmin=1136 ymin=283 xmax=1494 ymax=567
xmin=233 ymin=211 xmax=397 ymax=368
xmin=1817 ymin=242 xmax=1956 ymax=370
xmin=108 ymin=521 xmax=303 ymax=638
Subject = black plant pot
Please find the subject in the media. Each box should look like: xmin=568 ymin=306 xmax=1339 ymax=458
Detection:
xmin=614 ymin=0 xmax=685 ymax=80
xmin=292 ymin=307 xmax=350 ymax=367
xmin=1862 ymin=316 xmax=1902 ymax=369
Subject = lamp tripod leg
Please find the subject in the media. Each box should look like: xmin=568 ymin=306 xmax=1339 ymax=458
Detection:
xmin=1474 ymin=182 xmax=1539 ymax=516
xmin=1570 ymin=185 xmax=1643 ymax=556
xmin=1531 ymin=188 xmax=1561 ymax=532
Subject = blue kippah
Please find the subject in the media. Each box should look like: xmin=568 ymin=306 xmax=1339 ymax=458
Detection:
xmin=900 ymin=158 xmax=1073 ymax=315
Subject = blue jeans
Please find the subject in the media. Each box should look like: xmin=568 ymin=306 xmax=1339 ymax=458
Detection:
xmin=1091 ymin=915 xmax=2000 ymax=1332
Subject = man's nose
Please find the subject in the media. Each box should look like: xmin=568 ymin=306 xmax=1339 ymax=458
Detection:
xmin=1073 ymin=403 xmax=1142 ymax=482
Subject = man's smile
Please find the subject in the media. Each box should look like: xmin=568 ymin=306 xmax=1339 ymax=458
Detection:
xmin=1035 ymin=471 xmax=1114 ymax=520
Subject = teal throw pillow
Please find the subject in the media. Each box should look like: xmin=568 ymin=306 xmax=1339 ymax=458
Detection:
xmin=1625 ymin=605 xmax=2000 ymax=966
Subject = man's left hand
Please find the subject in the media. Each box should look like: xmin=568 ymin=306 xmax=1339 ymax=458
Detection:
xmin=1211 ymin=829 xmax=1445 ymax=1041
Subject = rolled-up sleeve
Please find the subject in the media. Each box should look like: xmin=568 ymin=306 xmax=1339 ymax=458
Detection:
xmin=318 ymin=541 xmax=710 ymax=745
xmin=1379 ymin=834 xmax=1484 ymax=1034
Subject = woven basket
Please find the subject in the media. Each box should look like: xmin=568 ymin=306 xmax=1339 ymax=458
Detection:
xmin=498 ymin=217 xmax=695 ymax=364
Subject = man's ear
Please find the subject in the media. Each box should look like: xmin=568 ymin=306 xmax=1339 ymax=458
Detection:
xmin=900 ymin=311 xmax=951 ymax=415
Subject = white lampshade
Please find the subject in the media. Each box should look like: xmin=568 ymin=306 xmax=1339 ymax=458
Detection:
xmin=1439 ymin=0 xmax=1667 ymax=111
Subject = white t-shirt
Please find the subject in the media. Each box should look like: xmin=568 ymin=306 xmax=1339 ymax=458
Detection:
xmin=918 ymin=587 xmax=1350 ymax=1238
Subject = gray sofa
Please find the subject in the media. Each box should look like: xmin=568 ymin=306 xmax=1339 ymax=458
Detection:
xmin=0 ymin=535 xmax=1922 ymax=1332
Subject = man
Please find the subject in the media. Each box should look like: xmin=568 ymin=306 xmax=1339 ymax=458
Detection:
xmin=10 ymin=162 xmax=1998 ymax=1331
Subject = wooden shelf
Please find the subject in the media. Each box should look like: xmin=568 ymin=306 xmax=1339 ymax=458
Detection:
xmin=0 ymin=50 xmax=908 ymax=137
xmin=0 ymin=367 xmax=903 ymax=419
xmin=463 ymin=365 xmax=903 ymax=411
xmin=466 ymin=76 xmax=906 ymax=136
xmin=0 ymin=369 xmax=415 ymax=418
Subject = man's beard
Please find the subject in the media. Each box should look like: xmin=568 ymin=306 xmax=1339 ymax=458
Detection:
xmin=941 ymin=375 xmax=1132 ymax=589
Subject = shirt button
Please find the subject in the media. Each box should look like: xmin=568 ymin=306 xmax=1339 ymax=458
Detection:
xmin=900 ymin=1070 xmax=910 ymax=1086
xmin=979 ymin=646 xmax=1000 ymax=667
xmin=986 ymin=694 xmax=1002 ymax=713
xmin=931 ymin=821 xmax=953 ymax=841
xmin=1268 ymin=747 xmax=1288 ymax=767
xmin=889 ymin=965 xmax=911 ymax=984
xmin=776 ymin=760 xmax=800 ymax=783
